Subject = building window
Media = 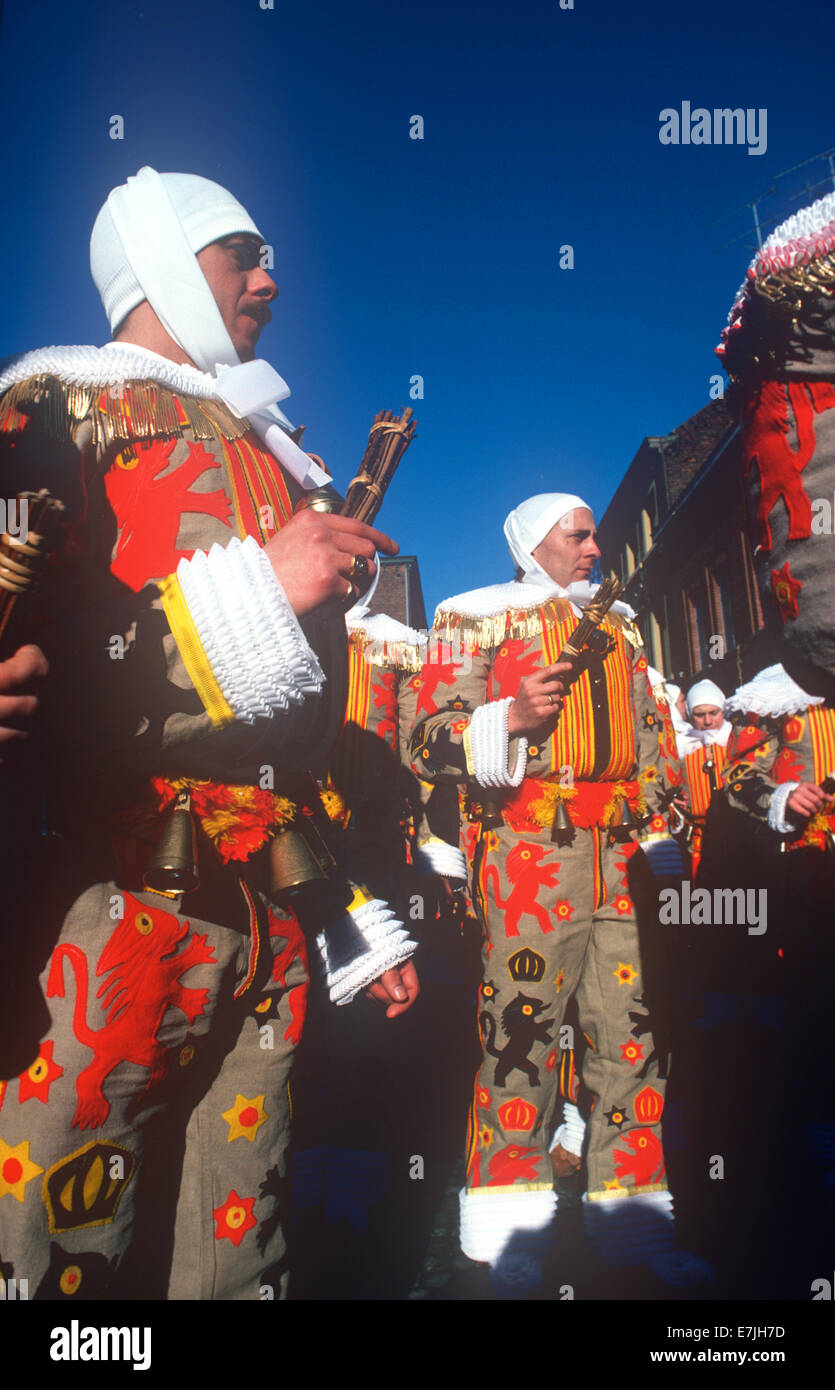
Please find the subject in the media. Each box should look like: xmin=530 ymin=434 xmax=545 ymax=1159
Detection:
xmin=684 ymin=579 xmax=710 ymax=671
xmin=647 ymin=481 xmax=659 ymax=529
xmin=708 ymin=555 xmax=736 ymax=654
xmin=740 ymin=529 xmax=764 ymax=633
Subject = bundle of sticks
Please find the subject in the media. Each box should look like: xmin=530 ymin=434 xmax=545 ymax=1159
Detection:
xmin=556 ymin=575 xmax=623 ymax=675
xmin=0 ymin=489 xmax=65 ymax=655
xmin=341 ymin=408 xmax=417 ymax=525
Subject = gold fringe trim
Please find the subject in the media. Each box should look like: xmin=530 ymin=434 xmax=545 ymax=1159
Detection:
xmin=0 ymin=375 xmax=250 ymax=447
xmin=350 ymin=629 xmax=425 ymax=671
xmin=433 ymin=602 xmax=644 ymax=651
xmin=753 ymin=248 xmax=835 ymax=307
xmin=433 ymin=603 xmax=559 ymax=649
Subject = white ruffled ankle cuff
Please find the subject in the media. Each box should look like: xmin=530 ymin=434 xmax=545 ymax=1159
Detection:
xmin=466 ymin=699 xmax=527 ymax=788
xmin=175 ymin=535 xmax=324 ymax=723
xmin=459 ymin=1186 xmax=556 ymax=1267
xmin=316 ymin=895 xmax=417 ymax=1005
xmin=551 ymin=1103 xmax=586 ymax=1158
xmin=414 ymin=836 xmax=468 ymax=881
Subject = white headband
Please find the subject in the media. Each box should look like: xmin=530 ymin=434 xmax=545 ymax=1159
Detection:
xmin=686 ymin=679 xmax=725 ymax=714
xmin=504 ymin=493 xmax=592 ymax=585
xmin=90 ymin=166 xmax=262 ymax=372
xmin=89 ymin=166 xmax=330 ymax=492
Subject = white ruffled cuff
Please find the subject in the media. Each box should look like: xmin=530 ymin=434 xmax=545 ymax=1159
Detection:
xmin=459 ymin=1186 xmax=557 ymax=1267
xmin=175 ymin=536 xmax=324 ymax=723
xmin=582 ymin=1188 xmax=674 ymax=1265
xmin=768 ymin=781 xmax=799 ymax=833
xmin=414 ymin=836 xmax=468 ymax=881
xmin=316 ymin=896 xmax=417 ymax=1006
xmin=550 ymin=1102 xmax=586 ymax=1158
xmin=466 ymin=699 xmax=527 ymax=788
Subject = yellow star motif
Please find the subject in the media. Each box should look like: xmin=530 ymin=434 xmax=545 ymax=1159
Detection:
xmin=222 ymin=1094 xmax=268 ymax=1143
xmin=0 ymin=1137 xmax=43 ymax=1202
xmin=603 ymin=1178 xmax=627 ymax=1193
xmin=613 ymin=961 xmax=639 ymax=987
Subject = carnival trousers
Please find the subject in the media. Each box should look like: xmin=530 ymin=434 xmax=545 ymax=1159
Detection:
xmin=0 ymin=871 xmax=307 ymax=1301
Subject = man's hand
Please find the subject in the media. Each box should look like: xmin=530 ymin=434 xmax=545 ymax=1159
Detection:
xmin=264 ymin=511 xmax=398 ymax=616
xmin=364 ymin=959 xmax=419 ymax=1020
xmin=507 ymin=661 xmax=573 ymax=738
xmin=0 ymin=643 xmax=48 ymax=758
xmin=786 ymin=781 xmax=830 ymax=822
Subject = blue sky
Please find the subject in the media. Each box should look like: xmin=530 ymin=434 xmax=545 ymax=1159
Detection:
xmin=1 ymin=0 xmax=833 ymax=615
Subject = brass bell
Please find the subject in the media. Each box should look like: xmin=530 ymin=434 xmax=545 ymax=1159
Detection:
xmin=479 ymin=794 xmax=505 ymax=830
xmin=294 ymin=485 xmax=344 ymax=515
xmin=608 ymin=797 xmax=637 ymax=845
xmin=550 ymin=798 xmax=575 ymax=846
xmin=268 ymin=823 xmax=328 ymax=906
xmin=143 ymin=791 xmax=199 ymax=895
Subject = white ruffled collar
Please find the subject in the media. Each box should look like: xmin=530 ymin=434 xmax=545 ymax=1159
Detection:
xmin=725 ymin=663 xmax=824 ymax=718
xmin=0 ymin=342 xmax=221 ymax=399
xmin=345 ymin=611 xmax=425 ymax=647
xmin=435 ymin=578 xmax=636 ymax=624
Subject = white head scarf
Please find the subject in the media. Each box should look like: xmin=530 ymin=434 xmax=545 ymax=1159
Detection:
xmin=686 ymin=679 xmax=731 ymax=747
xmin=686 ymin=680 xmax=726 ymax=716
xmin=90 ymin=168 xmax=262 ymax=365
xmin=504 ymin=493 xmax=592 ymax=585
xmin=89 ymin=166 xmax=329 ymax=491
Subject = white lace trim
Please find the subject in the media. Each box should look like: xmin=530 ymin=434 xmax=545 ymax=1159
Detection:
xmin=414 ymin=837 xmax=468 ymax=881
xmin=0 ymin=342 xmax=225 ymax=400
xmin=468 ymin=699 xmax=527 ymax=789
xmin=316 ymin=897 xmax=417 ymax=1006
xmin=720 ymin=190 xmax=835 ymax=350
xmin=345 ymin=612 xmax=425 ymax=648
xmin=434 ymin=579 xmax=635 ymax=624
xmin=725 ymin=663 xmax=824 ymax=718
xmin=754 ymin=190 xmax=835 ymax=278
xmin=459 ymin=1187 xmax=557 ymax=1267
xmin=175 ymin=536 xmax=324 ymax=723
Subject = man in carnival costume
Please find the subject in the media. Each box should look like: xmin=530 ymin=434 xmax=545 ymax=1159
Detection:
xmin=0 ymin=166 xmax=418 ymax=1300
xmin=713 ymin=189 xmax=835 ymax=1286
xmin=408 ymin=492 xmax=694 ymax=1285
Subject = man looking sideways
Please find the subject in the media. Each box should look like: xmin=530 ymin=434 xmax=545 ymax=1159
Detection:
xmin=409 ymin=493 xmax=686 ymax=1285
xmin=0 ymin=166 xmax=416 ymax=1301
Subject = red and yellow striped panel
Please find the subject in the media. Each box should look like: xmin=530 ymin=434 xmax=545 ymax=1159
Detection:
xmin=221 ymin=433 xmax=295 ymax=543
xmin=808 ymin=706 xmax=835 ymax=784
xmin=539 ymin=604 xmax=636 ymax=779
xmin=329 ymin=635 xmax=373 ymax=794
xmin=683 ymin=743 xmax=728 ymax=820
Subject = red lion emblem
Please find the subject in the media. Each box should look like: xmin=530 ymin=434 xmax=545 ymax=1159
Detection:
xmin=484 ymin=841 xmax=561 ymax=936
xmin=47 ymin=894 xmax=216 ymax=1128
xmin=105 ymin=438 xmax=234 ymax=591
xmin=612 ymin=1127 xmax=666 ymax=1187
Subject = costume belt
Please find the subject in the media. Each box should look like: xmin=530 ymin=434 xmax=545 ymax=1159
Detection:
xmin=501 ymin=777 xmax=646 ymax=834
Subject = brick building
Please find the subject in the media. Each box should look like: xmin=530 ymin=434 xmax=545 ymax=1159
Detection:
xmin=368 ymin=554 xmax=428 ymax=630
xmin=596 ymin=397 xmax=778 ymax=692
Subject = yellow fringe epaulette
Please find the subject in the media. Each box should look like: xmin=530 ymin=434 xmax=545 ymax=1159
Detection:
xmin=0 ymin=374 xmax=250 ymax=449
xmin=432 ymin=601 xmax=644 ymax=652
xmin=348 ymin=627 xmax=425 ymax=672
xmin=432 ymin=603 xmax=556 ymax=649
